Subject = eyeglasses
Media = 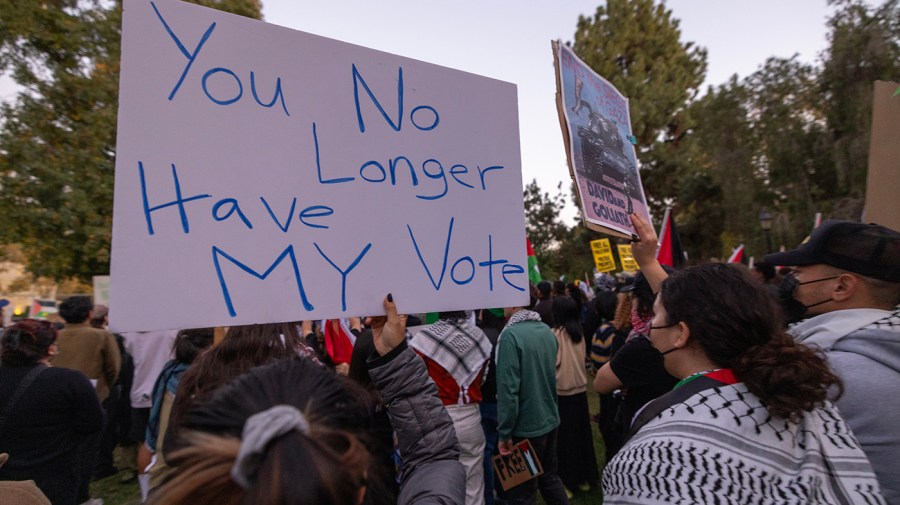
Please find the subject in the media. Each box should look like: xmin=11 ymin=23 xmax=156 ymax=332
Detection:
xmin=649 ymin=322 xmax=678 ymax=331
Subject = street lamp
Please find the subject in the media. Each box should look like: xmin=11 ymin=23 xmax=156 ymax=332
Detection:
xmin=758 ymin=209 xmax=773 ymax=254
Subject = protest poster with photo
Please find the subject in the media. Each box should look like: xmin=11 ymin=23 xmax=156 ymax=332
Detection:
xmin=553 ymin=42 xmax=651 ymax=238
xmin=109 ymin=0 xmax=527 ymax=332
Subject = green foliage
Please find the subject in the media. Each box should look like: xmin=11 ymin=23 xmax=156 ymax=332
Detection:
xmin=524 ymin=179 xmax=571 ymax=280
xmin=572 ymin=0 xmax=707 ymax=216
xmin=822 ymin=0 xmax=900 ymax=193
xmin=526 ymin=0 xmax=899 ymax=266
xmin=0 ymin=0 xmax=262 ymax=281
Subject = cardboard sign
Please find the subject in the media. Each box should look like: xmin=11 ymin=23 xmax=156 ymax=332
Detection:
xmin=93 ymin=276 xmax=110 ymax=306
xmin=617 ymin=244 xmax=639 ymax=272
xmin=590 ymin=238 xmax=617 ymax=273
xmin=109 ymin=0 xmax=527 ymax=332
xmin=492 ymin=439 xmax=544 ymax=491
xmin=863 ymin=81 xmax=900 ymax=231
xmin=553 ymin=42 xmax=651 ymax=239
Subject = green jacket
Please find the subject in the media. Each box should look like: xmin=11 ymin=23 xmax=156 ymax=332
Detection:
xmin=496 ymin=319 xmax=560 ymax=440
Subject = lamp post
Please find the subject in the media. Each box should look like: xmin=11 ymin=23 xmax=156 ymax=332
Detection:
xmin=758 ymin=209 xmax=773 ymax=254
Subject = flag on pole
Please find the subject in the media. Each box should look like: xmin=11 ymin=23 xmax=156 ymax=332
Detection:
xmin=727 ymin=244 xmax=745 ymax=263
xmin=321 ymin=319 xmax=356 ymax=364
xmin=526 ymin=237 xmax=541 ymax=284
xmin=656 ymin=207 xmax=686 ymax=268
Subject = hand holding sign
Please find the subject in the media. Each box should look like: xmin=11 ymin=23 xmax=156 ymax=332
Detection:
xmin=369 ymin=294 xmax=407 ymax=356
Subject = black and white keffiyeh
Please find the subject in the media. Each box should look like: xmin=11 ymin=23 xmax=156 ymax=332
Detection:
xmin=501 ymin=308 xmax=542 ymax=333
xmin=410 ymin=317 xmax=491 ymax=401
xmin=602 ymin=383 xmax=886 ymax=504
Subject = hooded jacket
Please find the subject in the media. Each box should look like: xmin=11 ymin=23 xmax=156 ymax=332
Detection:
xmin=790 ymin=306 xmax=900 ymax=504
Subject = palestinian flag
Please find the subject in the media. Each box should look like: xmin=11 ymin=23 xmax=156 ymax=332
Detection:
xmin=656 ymin=207 xmax=686 ymax=268
xmin=30 ymin=299 xmax=58 ymax=319
xmin=526 ymin=237 xmax=541 ymax=284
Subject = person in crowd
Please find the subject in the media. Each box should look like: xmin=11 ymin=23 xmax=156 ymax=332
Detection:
xmin=0 ymin=319 xmax=104 ymax=505
xmin=551 ymin=280 xmax=566 ymax=298
xmin=496 ymin=296 xmax=569 ymax=505
xmin=588 ymin=290 xmax=629 ymax=460
xmin=533 ymin=281 xmax=553 ymax=326
xmin=411 ymin=310 xmax=492 ymax=505
xmin=750 ymin=260 xmax=781 ymax=303
xmin=0 ymin=451 xmax=51 ymax=505
xmin=765 ymin=220 xmax=900 ymax=502
xmin=52 ymin=295 xmax=121 ymax=504
xmin=581 ymin=283 xmax=616 ymax=346
xmin=144 ymin=328 xmax=213 ymax=488
xmin=564 ymin=282 xmax=587 ymax=329
xmin=87 ymin=304 xmax=129 ymax=481
xmin=121 ymin=328 xmax=178 ymax=500
xmin=592 ymin=269 xmax=677 ymax=449
xmin=147 ymin=295 xmax=465 ymax=505
xmin=166 ymin=322 xmax=315 ymax=453
xmin=475 ymin=308 xmax=506 ymax=505
xmin=347 ymin=320 xmax=400 ymax=505
xmin=587 ymin=290 xmax=624 ymax=372
xmin=551 ymin=296 xmax=598 ymax=494
xmin=602 ymin=260 xmax=886 ymax=503
xmin=750 ymin=260 xmax=777 ymax=285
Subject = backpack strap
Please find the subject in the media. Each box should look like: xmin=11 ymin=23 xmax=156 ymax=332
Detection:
xmin=0 ymin=365 xmax=48 ymax=438
xmin=624 ymin=375 xmax=724 ymax=442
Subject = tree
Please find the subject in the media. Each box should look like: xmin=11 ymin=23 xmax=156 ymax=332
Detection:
xmin=523 ymin=179 xmax=570 ymax=280
xmin=821 ymin=0 xmax=899 ymax=197
xmin=0 ymin=0 xmax=262 ymax=281
xmin=572 ymin=0 xmax=707 ymax=215
xmin=745 ymin=56 xmax=835 ymax=249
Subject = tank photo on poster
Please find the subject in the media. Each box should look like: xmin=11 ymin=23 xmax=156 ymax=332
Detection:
xmin=553 ymin=41 xmax=651 ymax=238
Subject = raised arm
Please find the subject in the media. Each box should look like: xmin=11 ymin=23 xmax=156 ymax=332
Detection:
xmin=630 ymin=212 xmax=669 ymax=294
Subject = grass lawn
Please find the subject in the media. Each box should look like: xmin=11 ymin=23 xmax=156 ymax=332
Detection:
xmin=564 ymin=387 xmax=607 ymax=505
xmin=91 ymin=473 xmax=141 ymax=505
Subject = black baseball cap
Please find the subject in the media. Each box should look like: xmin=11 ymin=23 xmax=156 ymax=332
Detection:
xmin=764 ymin=220 xmax=900 ymax=282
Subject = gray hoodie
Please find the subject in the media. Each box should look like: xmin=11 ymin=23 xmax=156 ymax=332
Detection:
xmin=791 ymin=307 xmax=900 ymax=505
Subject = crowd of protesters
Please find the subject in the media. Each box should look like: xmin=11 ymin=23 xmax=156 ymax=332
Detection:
xmin=0 ymin=212 xmax=897 ymax=505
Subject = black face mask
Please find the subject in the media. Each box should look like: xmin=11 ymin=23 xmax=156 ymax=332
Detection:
xmin=777 ymin=273 xmax=839 ymax=324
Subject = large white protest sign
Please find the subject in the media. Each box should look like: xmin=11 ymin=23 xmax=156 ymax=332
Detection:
xmin=110 ymin=0 xmax=527 ymax=332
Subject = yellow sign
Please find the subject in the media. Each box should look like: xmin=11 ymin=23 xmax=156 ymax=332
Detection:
xmin=590 ymin=239 xmax=617 ymax=273
xmin=617 ymin=244 xmax=639 ymax=271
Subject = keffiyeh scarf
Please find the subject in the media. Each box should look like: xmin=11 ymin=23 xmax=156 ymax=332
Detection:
xmin=602 ymin=383 xmax=886 ymax=504
xmin=410 ymin=317 xmax=491 ymax=394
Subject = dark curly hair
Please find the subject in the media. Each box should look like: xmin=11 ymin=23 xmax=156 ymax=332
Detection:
xmin=659 ymin=262 xmax=841 ymax=421
xmin=1 ymin=319 xmax=57 ymax=366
